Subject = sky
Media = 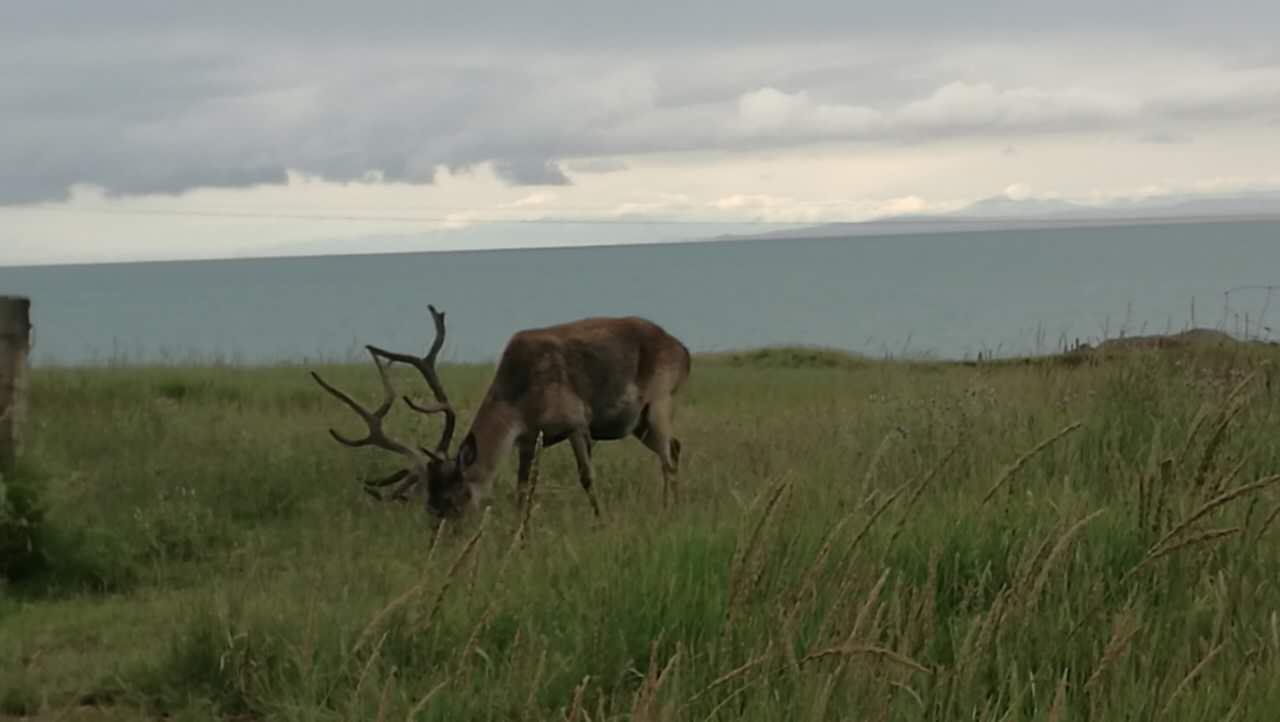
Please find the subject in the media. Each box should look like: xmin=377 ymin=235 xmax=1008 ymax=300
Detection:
xmin=3 ymin=1 xmax=1280 ymax=266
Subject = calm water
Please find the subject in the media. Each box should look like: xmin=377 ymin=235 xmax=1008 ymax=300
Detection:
xmin=3 ymin=220 xmax=1279 ymax=366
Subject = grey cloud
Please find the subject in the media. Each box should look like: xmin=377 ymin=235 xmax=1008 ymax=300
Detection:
xmin=3 ymin=3 xmax=1280 ymax=204
xmin=491 ymin=159 xmax=572 ymax=186
xmin=566 ymin=158 xmax=629 ymax=173
xmin=1139 ymin=131 xmax=1193 ymax=144
xmin=5 ymin=2 xmax=1275 ymax=47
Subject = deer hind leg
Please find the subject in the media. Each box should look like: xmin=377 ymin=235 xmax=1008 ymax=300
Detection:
xmin=635 ymin=400 xmax=682 ymax=507
xmin=569 ymin=430 xmax=603 ymax=518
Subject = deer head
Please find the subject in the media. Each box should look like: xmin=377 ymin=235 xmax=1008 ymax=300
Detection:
xmin=310 ymin=305 xmax=473 ymax=518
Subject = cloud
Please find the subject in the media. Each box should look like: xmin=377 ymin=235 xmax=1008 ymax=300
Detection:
xmin=507 ymin=192 xmax=559 ymax=207
xmin=730 ymin=87 xmax=883 ymax=140
xmin=3 ymin=5 xmax=1280 ymax=204
xmin=706 ymin=192 xmax=961 ymax=223
xmin=896 ymin=82 xmax=1140 ymax=133
xmin=5 ymin=3 xmax=1273 ymax=49
xmin=1139 ymin=130 xmax=1194 ymax=144
xmin=565 ymin=158 xmax=629 ymax=174
xmin=491 ymin=159 xmax=572 ymax=186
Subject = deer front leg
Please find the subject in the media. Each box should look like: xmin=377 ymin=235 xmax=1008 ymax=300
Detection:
xmin=569 ymin=431 xmax=602 ymax=518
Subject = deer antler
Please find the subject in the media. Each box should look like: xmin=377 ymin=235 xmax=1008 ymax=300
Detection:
xmin=311 ymin=347 xmax=439 ymax=500
xmin=366 ymin=304 xmax=457 ymax=456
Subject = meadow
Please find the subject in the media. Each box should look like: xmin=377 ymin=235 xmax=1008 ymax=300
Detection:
xmin=4 ymin=339 xmax=1280 ymax=721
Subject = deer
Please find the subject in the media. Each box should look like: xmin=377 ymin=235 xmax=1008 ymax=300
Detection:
xmin=310 ymin=305 xmax=692 ymax=520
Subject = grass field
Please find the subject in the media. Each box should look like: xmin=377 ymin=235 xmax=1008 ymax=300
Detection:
xmin=4 ymin=341 xmax=1280 ymax=720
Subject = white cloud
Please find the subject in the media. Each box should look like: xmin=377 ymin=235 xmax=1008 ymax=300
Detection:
xmin=507 ymin=192 xmax=558 ymax=207
xmin=730 ymin=87 xmax=883 ymax=140
xmin=897 ymin=82 xmax=1140 ymax=132
xmin=1003 ymin=183 xmax=1034 ymax=200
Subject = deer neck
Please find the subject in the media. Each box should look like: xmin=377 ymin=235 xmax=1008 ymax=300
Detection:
xmin=461 ymin=397 xmax=523 ymax=501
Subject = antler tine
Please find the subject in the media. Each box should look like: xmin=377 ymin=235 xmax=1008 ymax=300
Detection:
xmin=310 ymin=349 xmax=442 ymax=463
xmin=367 ymin=304 xmax=457 ymax=456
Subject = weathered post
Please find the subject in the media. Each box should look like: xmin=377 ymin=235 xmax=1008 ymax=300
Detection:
xmin=0 ymin=296 xmax=32 ymax=475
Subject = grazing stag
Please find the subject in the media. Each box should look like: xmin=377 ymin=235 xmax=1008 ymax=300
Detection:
xmin=311 ymin=305 xmax=692 ymax=519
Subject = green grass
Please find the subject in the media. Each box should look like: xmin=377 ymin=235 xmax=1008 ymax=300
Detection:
xmin=4 ymin=341 xmax=1280 ymax=720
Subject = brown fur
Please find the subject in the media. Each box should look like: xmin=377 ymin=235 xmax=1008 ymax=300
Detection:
xmin=454 ymin=316 xmax=692 ymax=517
xmin=313 ymin=309 xmax=692 ymax=520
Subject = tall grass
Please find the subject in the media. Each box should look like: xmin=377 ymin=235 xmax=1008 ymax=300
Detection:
xmin=4 ymin=344 xmax=1280 ymax=720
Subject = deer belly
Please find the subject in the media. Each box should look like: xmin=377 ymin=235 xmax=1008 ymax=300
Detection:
xmin=589 ymin=406 xmax=642 ymax=440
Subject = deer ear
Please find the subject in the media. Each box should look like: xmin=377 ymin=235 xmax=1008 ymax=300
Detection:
xmin=459 ymin=433 xmax=478 ymax=467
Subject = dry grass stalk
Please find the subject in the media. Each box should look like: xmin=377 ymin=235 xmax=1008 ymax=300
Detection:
xmin=353 ymin=584 xmax=430 ymax=658
xmin=351 ymin=512 xmax=454 ymax=656
xmin=459 ymin=491 xmax=543 ymax=676
xmin=981 ymin=421 xmax=1082 ymax=504
xmin=724 ymin=474 xmax=793 ymax=635
xmin=404 ymin=679 xmax=449 ymax=722
xmin=699 ymin=679 xmax=756 ymax=722
xmin=1158 ymin=642 xmax=1224 ymax=718
xmin=1222 ymin=666 xmax=1257 ymax=722
xmin=689 ymin=644 xmax=773 ymax=702
xmin=1206 ymin=450 xmax=1254 ymax=499
xmin=517 ymin=430 xmax=545 ymax=545
xmin=352 ymin=630 xmax=392 ymax=702
xmin=845 ymin=482 xmax=906 ymax=562
xmin=1191 ymin=399 xmax=1247 ymax=490
xmin=778 ymin=602 xmax=802 ymax=675
xmin=786 ymin=513 xmax=855 ymax=623
xmin=995 ymin=678 xmax=1032 ymax=722
xmin=1011 ymin=528 xmax=1057 ymax=604
xmin=890 ymin=680 xmax=925 ymax=711
xmin=566 ymin=675 xmax=590 ymax=722
xmin=1072 ymin=523 xmax=1242 ymax=642
xmin=417 ymin=506 xmax=491 ymax=634
xmin=525 ymin=647 xmax=549 ymax=713
xmin=1145 ymin=527 xmax=1241 ymax=567
xmin=1046 ymin=669 xmax=1070 ymax=722
xmin=921 ymin=545 xmax=940 ymax=646
xmin=961 ymin=586 xmax=1010 ymax=690
xmin=1253 ymin=503 xmax=1280 ymax=543
xmin=1025 ymin=509 xmax=1107 ymax=611
xmin=374 ymin=667 xmax=396 ymax=722
xmin=1084 ymin=611 xmax=1140 ymax=692
xmin=861 ymin=427 xmax=904 ymax=495
xmin=848 ymin=568 xmax=892 ymax=645
xmin=632 ymin=641 xmax=682 ymax=722
xmin=1187 ymin=363 xmax=1265 ymax=487
xmin=815 ymin=486 xmax=906 ymax=638
xmin=1118 ymin=527 xmax=1243 ymax=593
xmin=1152 ymin=456 xmax=1175 ymax=533
xmin=1151 ymin=474 xmax=1280 ymax=555
xmin=1176 ymin=403 xmax=1211 ymax=467
xmin=889 ymin=439 xmax=962 ymax=544
xmin=799 ymin=643 xmax=928 ymax=675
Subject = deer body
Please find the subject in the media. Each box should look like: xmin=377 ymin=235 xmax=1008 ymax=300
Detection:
xmin=312 ymin=308 xmax=691 ymax=520
xmin=455 ymin=316 xmax=691 ymax=515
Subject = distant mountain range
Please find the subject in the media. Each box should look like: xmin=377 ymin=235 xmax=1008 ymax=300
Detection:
xmin=706 ymin=190 xmax=1280 ymax=242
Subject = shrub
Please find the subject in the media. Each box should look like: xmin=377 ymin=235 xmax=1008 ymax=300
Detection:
xmin=0 ymin=464 xmax=47 ymax=581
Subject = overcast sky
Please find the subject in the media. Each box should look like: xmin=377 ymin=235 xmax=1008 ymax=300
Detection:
xmin=3 ymin=1 xmax=1279 ymax=265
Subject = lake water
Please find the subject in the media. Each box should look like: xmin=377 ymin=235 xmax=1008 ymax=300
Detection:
xmin=3 ymin=220 xmax=1279 ymax=366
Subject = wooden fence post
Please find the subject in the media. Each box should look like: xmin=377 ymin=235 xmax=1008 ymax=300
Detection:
xmin=0 ymin=296 xmax=32 ymax=475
